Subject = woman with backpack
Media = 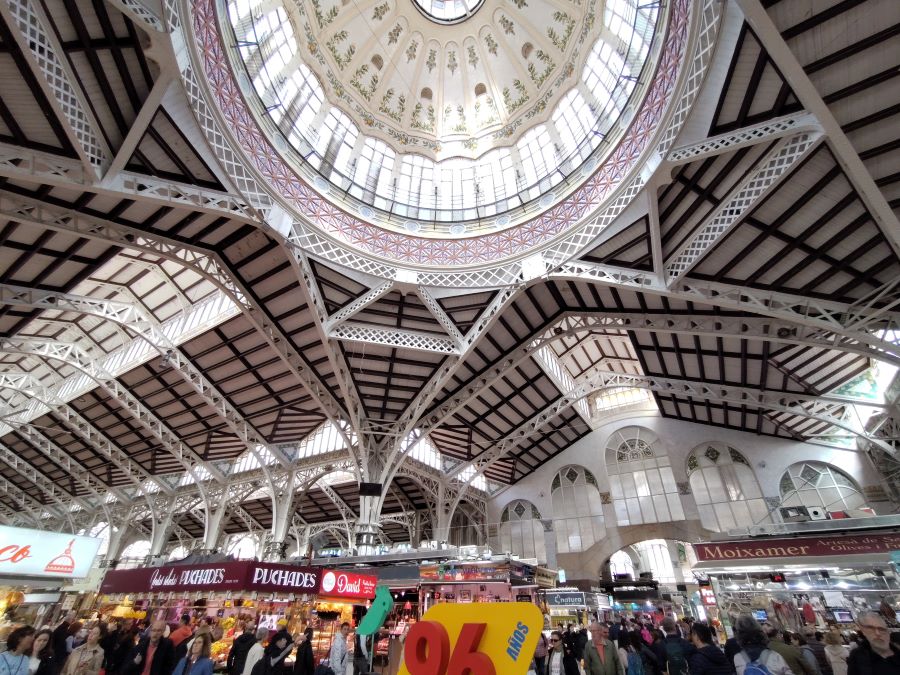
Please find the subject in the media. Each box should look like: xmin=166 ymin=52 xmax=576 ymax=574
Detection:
xmin=732 ymin=615 xmax=793 ymax=675
xmin=532 ymin=632 xmax=549 ymax=675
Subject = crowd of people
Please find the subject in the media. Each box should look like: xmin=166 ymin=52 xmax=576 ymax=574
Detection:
xmin=535 ymin=612 xmax=900 ymax=675
xmin=0 ymin=613 xmax=357 ymax=675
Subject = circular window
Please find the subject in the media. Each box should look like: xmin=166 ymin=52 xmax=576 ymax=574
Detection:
xmin=411 ymin=0 xmax=485 ymax=24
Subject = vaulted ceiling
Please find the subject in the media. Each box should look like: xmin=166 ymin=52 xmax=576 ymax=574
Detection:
xmin=0 ymin=0 xmax=898 ymax=551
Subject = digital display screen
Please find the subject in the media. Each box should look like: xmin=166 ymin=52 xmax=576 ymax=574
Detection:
xmin=753 ymin=610 xmax=768 ymax=621
xmin=832 ymin=609 xmax=853 ymax=623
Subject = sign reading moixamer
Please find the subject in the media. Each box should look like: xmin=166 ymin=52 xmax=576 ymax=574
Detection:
xmin=694 ymin=532 xmax=900 ymax=562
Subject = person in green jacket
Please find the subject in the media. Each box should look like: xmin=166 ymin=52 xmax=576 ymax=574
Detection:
xmin=582 ymin=623 xmax=624 ymax=675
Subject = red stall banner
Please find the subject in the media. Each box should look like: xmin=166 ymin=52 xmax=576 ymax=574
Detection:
xmin=319 ymin=569 xmax=378 ymax=600
xmin=694 ymin=532 xmax=900 ymax=562
xmin=100 ymin=561 xmax=321 ymax=594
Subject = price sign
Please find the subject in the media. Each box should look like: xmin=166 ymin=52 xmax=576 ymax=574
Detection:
xmin=399 ymin=602 xmax=542 ymax=675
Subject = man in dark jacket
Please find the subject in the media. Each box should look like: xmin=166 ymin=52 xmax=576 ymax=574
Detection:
xmin=688 ymin=623 xmax=731 ymax=675
xmin=848 ymin=611 xmax=900 ymax=675
xmin=651 ymin=617 xmax=696 ymax=675
xmin=227 ymin=624 xmax=258 ymax=675
xmin=51 ymin=611 xmax=77 ymax=674
xmin=120 ymin=620 xmax=175 ymax=675
xmin=292 ymin=633 xmax=314 ymax=675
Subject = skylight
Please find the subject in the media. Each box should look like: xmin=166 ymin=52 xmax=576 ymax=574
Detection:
xmin=225 ymin=0 xmax=662 ymax=231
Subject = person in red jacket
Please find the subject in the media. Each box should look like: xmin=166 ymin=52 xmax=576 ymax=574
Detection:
xmin=168 ymin=616 xmax=193 ymax=650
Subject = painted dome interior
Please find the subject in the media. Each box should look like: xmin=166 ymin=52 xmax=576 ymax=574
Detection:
xmin=225 ymin=0 xmax=662 ymax=234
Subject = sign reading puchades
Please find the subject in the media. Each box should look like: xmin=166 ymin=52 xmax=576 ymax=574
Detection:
xmin=319 ymin=569 xmax=378 ymax=600
xmin=100 ymin=561 xmax=321 ymax=594
xmin=694 ymin=532 xmax=900 ymax=562
xmin=0 ymin=525 xmax=102 ymax=579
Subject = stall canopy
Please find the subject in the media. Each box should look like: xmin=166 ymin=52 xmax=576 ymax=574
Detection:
xmin=0 ymin=525 xmax=101 ymax=580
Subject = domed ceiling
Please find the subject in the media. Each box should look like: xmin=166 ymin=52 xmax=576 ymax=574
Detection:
xmin=223 ymin=0 xmax=664 ymax=234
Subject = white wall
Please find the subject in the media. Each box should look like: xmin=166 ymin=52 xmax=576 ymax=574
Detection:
xmin=487 ymin=412 xmax=892 ymax=577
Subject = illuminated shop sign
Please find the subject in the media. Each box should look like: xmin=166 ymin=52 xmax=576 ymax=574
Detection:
xmin=0 ymin=525 xmax=101 ymax=579
xmin=101 ymin=561 xmax=321 ymax=594
xmin=319 ymin=569 xmax=377 ymax=599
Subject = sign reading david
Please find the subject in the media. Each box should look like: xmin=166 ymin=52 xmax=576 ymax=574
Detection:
xmin=0 ymin=525 xmax=102 ymax=579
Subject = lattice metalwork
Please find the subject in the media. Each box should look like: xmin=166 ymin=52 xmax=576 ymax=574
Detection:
xmin=667 ymin=112 xmax=817 ymax=163
xmin=665 ymin=132 xmax=822 ymax=283
xmin=107 ymin=0 xmax=165 ymax=32
xmin=0 ymin=0 xmax=109 ymax=172
xmin=330 ymin=322 xmax=458 ymax=354
xmin=0 ymin=193 xmax=356 ymax=453
xmin=324 ymin=281 xmax=395 ymax=328
xmin=0 ymin=427 xmax=123 ymax=511
xmin=655 ymin=0 xmax=722 ymax=155
xmin=0 ymin=284 xmax=292 ymax=474
xmin=0 ymin=337 xmax=222 ymax=492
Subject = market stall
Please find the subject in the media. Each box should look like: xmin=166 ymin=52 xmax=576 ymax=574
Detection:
xmin=311 ymin=569 xmax=377 ymax=664
xmin=0 ymin=525 xmax=102 ymax=646
xmin=418 ymin=559 xmax=543 ymax=612
xmin=693 ymin=530 xmax=900 ymax=634
xmin=99 ymin=561 xmax=322 ymax=669
xmin=543 ymin=589 xmax=611 ymax=627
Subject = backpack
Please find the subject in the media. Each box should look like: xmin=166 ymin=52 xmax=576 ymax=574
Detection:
xmin=664 ymin=639 xmax=688 ymax=675
xmin=742 ymin=650 xmax=773 ymax=675
xmin=628 ymin=650 xmax=645 ymax=675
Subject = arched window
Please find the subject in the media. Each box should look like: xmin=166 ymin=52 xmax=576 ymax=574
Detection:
xmin=168 ymin=545 xmax=190 ymax=561
xmin=551 ymin=466 xmax=605 ymax=553
xmin=609 ymin=549 xmax=635 ymax=579
xmin=227 ymin=534 xmax=260 ymax=559
xmin=606 ymin=427 xmax=684 ymax=526
xmin=499 ymin=500 xmax=546 ymax=562
xmin=120 ymin=539 xmax=151 ymax=560
xmin=87 ymin=522 xmax=110 ymax=556
xmin=779 ymin=462 xmax=870 ymax=514
xmin=688 ymin=443 xmax=769 ymax=532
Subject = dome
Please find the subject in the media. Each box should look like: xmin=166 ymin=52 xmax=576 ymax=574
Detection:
xmin=223 ymin=0 xmax=665 ymax=237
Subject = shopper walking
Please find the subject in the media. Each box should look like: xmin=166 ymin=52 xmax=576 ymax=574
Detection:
xmin=847 ymin=610 xmax=900 ymax=674
xmin=2 ymin=627 xmax=36 ymax=675
xmin=241 ymin=628 xmax=269 ymax=675
xmin=762 ymin=624 xmax=815 ymax=675
xmin=801 ymin=629 xmax=831 ymax=675
xmin=687 ymin=623 xmax=730 ymax=675
xmin=121 ymin=620 xmax=175 ymax=675
xmin=583 ymin=622 xmax=624 ymax=675
xmin=292 ymin=634 xmax=313 ymax=675
xmin=532 ymin=631 xmax=549 ymax=675
xmin=172 ymin=634 xmax=213 ymax=675
xmin=732 ymin=616 xmax=791 ymax=675
xmin=328 ymin=624 xmax=350 ymax=675
xmin=28 ymin=629 xmax=55 ymax=675
xmin=227 ymin=624 xmax=257 ymax=675
xmin=61 ymin=626 xmax=104 ymax=675
xmin=51 ymin=614 xmax=76 ymax=675
xmin=651 ymin=617 xmax=695 ymax=675
xmin=168 ymin=618 xmax=192 ymax=652
xmin=822 ymin=632 xmax=848 ymax=675
xmin=546 ymin=631 xmax=578 ymax=675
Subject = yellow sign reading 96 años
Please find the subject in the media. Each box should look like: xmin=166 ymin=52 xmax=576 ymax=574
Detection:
xmin=399 ymin=602 xmax=543 ymax=675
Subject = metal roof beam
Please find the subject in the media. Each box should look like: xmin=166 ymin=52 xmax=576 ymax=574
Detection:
xmin=551 ymin=265 xmax=900 ymax=363
xmin=0 ymin=337 xmax=224 ymax=490
xmin=0 ymin=372 xmax=173 ymax=496
xmin=737 ymin=0 xmax=900 ymax=258
xmin=105 ymin=0 xmax=166 ymax=32
xmin=0 ymin=282 xmax=291 ymax=472
xmin=0 ymin=0 xmax=110 ymax=175
xmin=664 ymin=131 xmax=823 ymax=284
xmin=330 ymin=322 xmax=459 ymax=354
